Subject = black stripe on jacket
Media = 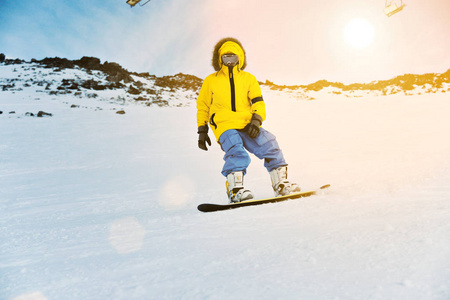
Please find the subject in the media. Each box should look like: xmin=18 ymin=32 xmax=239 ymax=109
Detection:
xmin=251 ymin=97 xmax=264 ymax=105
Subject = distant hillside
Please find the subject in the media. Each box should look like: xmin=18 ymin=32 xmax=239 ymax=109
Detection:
xmin=262 ymin=69 xmax=450 ymax=97
xmin=1 ymin=54 xmax=449 ymax=107
xmin=0 ymin=56 xmax=202 ymax=107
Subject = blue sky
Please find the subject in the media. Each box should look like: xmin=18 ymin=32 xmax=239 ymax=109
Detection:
xmin=1 ymin=0 xmax=450 ymax=85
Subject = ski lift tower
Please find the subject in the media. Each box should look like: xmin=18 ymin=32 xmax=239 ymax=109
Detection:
xmin=384 ymin=0 xmax=406 ymax=17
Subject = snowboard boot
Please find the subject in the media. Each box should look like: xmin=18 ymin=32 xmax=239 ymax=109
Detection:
xmin=269 ymin=166 xmax=301 ymax=197
xmin=226 ymin=171 xmax=254 ymax=203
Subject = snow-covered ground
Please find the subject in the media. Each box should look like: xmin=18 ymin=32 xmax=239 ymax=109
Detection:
xmin=1 ymin=69 xmax=450 ymax=299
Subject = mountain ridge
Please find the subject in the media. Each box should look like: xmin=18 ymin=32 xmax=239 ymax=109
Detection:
xmin=1 ymin=54 xmax=449 ymax=107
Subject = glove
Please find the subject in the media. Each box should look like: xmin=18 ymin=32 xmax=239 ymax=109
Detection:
xmin=198 ymin=125 xmax=211 ymax=151
xmin=243 ymin=113 xmax=263 ymax=139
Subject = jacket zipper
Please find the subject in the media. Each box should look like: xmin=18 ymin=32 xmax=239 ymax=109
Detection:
xmin=228 ymin=66 xmax=236 ymax=112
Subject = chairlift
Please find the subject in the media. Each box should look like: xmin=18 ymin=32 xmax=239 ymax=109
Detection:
xmin=384 ymin=0 xmax=405 ymax=17
xmin=126 ymin=0 xmax=152 ymax=8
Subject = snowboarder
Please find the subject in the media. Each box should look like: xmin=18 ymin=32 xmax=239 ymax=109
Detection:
xmin=196 ymin=37 xmax=301 ymax=203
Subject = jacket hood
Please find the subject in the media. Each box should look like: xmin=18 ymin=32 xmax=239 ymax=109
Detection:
xmin=212 ymin=37 xmax=247 ymax=71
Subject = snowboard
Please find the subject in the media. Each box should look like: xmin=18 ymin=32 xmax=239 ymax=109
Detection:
xmin=197 ymin=184 xmax=330 ymax=213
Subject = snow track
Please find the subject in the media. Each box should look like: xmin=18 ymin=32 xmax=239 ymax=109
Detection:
xmin=1 ymin=85 xmax=450 ymax=299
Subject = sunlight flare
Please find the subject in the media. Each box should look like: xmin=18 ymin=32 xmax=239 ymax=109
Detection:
xmin=343 ymin=18 xmax=375 ymax=50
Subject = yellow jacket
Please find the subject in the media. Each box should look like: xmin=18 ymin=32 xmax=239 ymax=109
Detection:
xmin=197 ymin=38 xmax=266 ymax=141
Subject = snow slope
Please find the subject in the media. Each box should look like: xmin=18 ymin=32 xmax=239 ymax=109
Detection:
xmin=1 ymin=65 xmax=450 ymax=300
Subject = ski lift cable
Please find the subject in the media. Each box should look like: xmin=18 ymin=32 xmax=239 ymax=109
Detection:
xmin=139 ymin=0 xmax=152 ymax=6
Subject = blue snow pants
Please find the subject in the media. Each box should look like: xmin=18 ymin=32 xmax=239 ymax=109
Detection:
xmin=218 ymin=128 xmax=287 ymax=177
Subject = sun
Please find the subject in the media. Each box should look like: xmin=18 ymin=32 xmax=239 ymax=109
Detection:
xmin=343 ymin=18 xmax=375 ymax=50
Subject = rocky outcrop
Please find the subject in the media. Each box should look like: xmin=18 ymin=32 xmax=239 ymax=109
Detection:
xmin=154 ymin=73 xmax=202 ymax=92
xmin=34 ymin=56 xmax=133 ymax=83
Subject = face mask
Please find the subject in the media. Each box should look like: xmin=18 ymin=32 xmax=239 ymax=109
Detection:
xmin=222 ymin=54 xmax=239 ymax=67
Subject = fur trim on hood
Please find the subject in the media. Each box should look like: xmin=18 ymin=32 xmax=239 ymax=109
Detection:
xmin=212 ymin=37 xmax=247 ymax=71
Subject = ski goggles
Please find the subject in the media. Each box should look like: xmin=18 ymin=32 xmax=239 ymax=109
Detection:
xmin=221 ymin=54 xmax=239 ymax=67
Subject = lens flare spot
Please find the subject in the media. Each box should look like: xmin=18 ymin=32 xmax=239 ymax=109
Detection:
xmin=13 ymin=292 xmax=47 ymax=300
xmin=159 ymin=175 xmax=195 ymax=210
xmin=108 ymin=217 xmax=146 ymax=254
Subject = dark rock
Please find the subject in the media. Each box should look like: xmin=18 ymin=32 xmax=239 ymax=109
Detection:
xmin=37 ymin=111 xmax=52 ymax=117
xmin=61 ymin=79 xmax=74 ymax=86
xmin=81 ymin=80 xmax=100 ymax=89
xmin=38 ymin=57 xmax=74 ymax=69
xmin=3 ymin=59 xmax=24 ymax=65
xmin=74 ymin=56 xmax=101 ymax=70
xmin=2 ymin=83 xmax=15 ymax=91
xmin=106 ymin=73 xmax=133 ymax=83
xmin=128 ymin=86 xmax=141 ymax=95
xmin=86 ymin=93 xmax=98 ymax=98
xmin=67 ymin=83 xmax=79 ymax=90
xmin=103 ymin=61 xmax=133 ymax=83
xmin=135 ymin=96 xmax=148 ymax=101
xmin=154 ymin=73 xmax=202 ymax=92
xmin=102 ymin=61 xmax=122 ymax=74
xmin=92 ymin=84 xmax=107 ymax=91
xmin=152 ymin=99 xmax=169 ymax=107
